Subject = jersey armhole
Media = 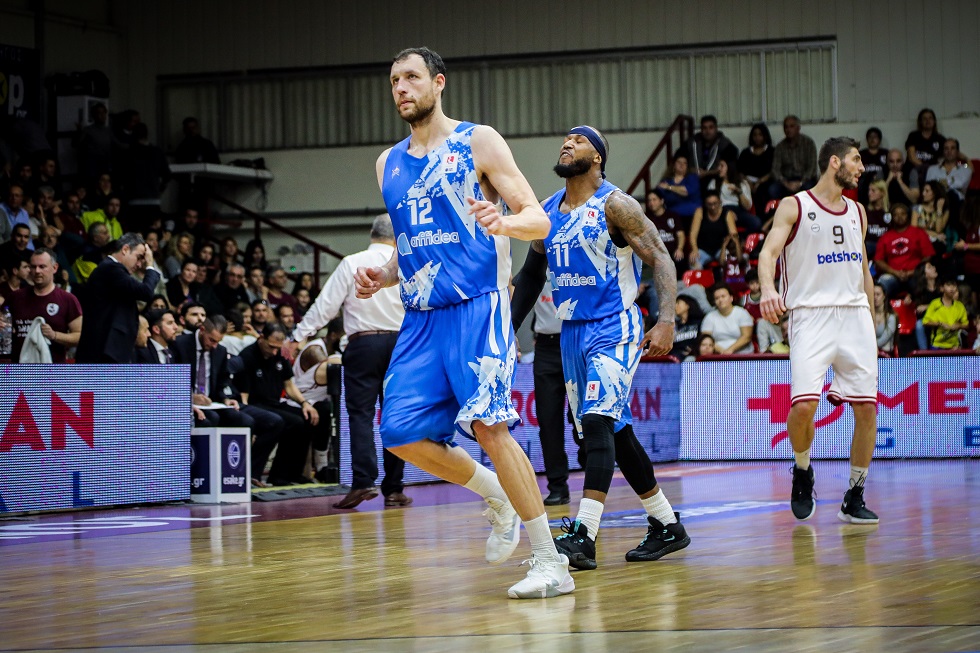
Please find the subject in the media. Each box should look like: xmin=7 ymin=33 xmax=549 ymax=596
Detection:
xmin=784 ymin=195 xmax=803 ymax=246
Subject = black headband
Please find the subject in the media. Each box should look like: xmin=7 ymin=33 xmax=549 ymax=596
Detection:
xmin=569 ymin=125 xmax=606 ymax=178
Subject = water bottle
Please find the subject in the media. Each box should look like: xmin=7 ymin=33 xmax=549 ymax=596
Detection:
xmin=0 ymin=305 xmax=11 ymax=358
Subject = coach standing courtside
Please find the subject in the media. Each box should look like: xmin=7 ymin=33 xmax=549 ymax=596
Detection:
xmin=283 ymin=214 xmax=409 ymax=509
xmin=76 ymin=233 xmax=160 ymax=363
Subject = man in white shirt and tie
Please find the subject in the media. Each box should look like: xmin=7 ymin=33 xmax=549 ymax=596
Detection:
xmin=284 ymin=214 xmax=409 ymax=508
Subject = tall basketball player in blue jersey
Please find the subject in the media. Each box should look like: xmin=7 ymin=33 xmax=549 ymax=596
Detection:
xmin=512 ymin=126 xmax=691 ymax=570
xmin=353 ymin=47 xmax=574 ymax=599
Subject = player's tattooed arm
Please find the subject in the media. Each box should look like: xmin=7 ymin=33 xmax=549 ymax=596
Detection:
xmin=605 ymin=191 xmax=677 ymax=320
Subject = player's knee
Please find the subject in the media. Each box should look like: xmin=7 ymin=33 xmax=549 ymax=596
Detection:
xmin=471 ymin=420 xmax=509 ymax=447
xmin=789 ymin=400 xmax=819 ymax=420
xmin=581 ymin=413 xmax=615 ymax=449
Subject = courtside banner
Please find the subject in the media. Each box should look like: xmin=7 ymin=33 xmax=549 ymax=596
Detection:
xmin=680 ymin=358 xmax=980 ymax=460
xmin=339 ymin=362 xmax=682 ymax=486
xmin=0 ymin=365 xmax=191 ymax=513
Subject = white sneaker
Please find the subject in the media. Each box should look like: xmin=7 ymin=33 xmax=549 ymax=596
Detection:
xmin=484 ymin=496 xmax=521 ymax=564
xmin=507 ymin=554 xmax=575 ymax=599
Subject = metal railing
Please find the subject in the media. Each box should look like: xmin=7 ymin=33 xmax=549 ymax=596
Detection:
xmin=209 ymin=194 xmax=345 ymax=282
xmin=626 ymin=114 xmax=695 ymax=198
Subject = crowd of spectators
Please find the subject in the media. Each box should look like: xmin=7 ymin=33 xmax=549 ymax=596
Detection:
xmin=645 ymin=111 xmax=980 ymax=359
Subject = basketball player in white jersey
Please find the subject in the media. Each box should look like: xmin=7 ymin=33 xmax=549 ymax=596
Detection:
xmin=758 ymin=136 xmax=880 ymax=524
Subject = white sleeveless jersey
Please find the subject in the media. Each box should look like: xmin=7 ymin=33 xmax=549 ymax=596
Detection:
xmin=779 ymin=190 xmax=869 ymax=310
xmin=285 ymin=338 xmax=330 ymax=408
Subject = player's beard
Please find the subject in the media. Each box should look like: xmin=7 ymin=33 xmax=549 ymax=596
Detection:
xmin=554 ymin=156 xmax=592 ymax=178
xmin=835 ymin=167 xmax=859 ymax=190
xmin=401 ymin=92 xmax=436 ymax=126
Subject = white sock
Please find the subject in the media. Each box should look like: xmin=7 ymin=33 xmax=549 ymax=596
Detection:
xmin=576 ymin=498 xmax=604 ymax=540
xmin=641 ymin=489 xmax=677 ymax=525
xmin=463 ymin=464 xmax=506 ymax=503
xmin=794 ymin=449 xmax=811 ymax=470
xmin=849 ymin=465 xmax=869 ymax=488
xmin=313 ymin=449 xmax=329 ymax=471
xmin=523 ymin=514 xmax=560 ymax=563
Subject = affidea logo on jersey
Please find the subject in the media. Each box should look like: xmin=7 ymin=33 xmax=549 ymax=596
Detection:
xmin=816 ymin=250 xmax=863 ymax=265
xmin=554 ymin=272 xmax=597 ymax=287
xmin=397 ymin=229 xmax=461 ymax=255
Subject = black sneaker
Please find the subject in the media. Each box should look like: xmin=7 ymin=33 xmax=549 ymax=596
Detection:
xmin=625 ymin=512 xmax=690 ymax=562
xmin=554 ymin=517 xmax=597 ymax=570
xmin=790 ymin=465 xmax=816 ymax=520
xmin=837 ymin=485 xmax=879 ymax=524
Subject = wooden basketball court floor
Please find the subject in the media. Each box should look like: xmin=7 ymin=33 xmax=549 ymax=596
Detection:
xmin=1 ymin=460 xmax=978 ymax=653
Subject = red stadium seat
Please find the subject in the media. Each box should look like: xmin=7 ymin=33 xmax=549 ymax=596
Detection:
xmin=969 ymin=160 xmax=980 ymax=193
xmin=764 ymin=199 xmax=780 ymax=216
xmin=682 ymin=269 xmax=715 ymax=288
xmin=891 ymin=299 xmax=917 ymax=336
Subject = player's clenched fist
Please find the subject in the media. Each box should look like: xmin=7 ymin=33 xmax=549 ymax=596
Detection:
xmin=355 ymin=266 xmax=389 ymax=299
xmin=467 ymin=196 xmax=507 ymax=235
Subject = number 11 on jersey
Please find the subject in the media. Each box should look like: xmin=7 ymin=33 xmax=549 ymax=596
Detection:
xmin=551 ymin=243 xmax=570 ymax=267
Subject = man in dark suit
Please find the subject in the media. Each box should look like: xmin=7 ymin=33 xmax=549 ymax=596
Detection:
xmin=171 ymin=315 xmax=252 ymax=429
xmin=133 ymin=308 xmax=180 ymax=363
xmin=76 ymin=233 xmax=161 ymax=363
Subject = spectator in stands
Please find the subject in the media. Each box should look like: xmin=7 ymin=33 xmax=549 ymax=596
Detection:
xmin=147 ymin=294 xmax=169 ymax=312
xmin=707 ymin=158 xmax=759 ymax=232
xmin=164 ymin=232 xmax=195 ymax=279
xmin=293 ymin=287 xmax=312 ymax=317
xmin=756 ymin=313 xmax=788 ymax=354
xmin=679 ymin=115 xmax=738 ymax=189
xmin=246 ymin=264 xmax=268 ymax=304
xmin=122 ymin=123 xmax=171 ymax=230
xmin=740 ymin=269 xmax=762 ymax=321
xmin=645 ymin=188 xmax=685 ymax=274
xmin=73 ymin=103 xmax=115 ymax=183
xmin=250 ymin=298 xmax=272 ymax=332
xmin=72 ymin=222 xmax=110 ymax=284
xmin=89 ymin=173 xmax=113 ymax=212
xmin=243 ymin=239 xmax=268 ymax=271
xmin=54 ymin=192 xmax=86 ymax=239
xmin=75 ymin=233 xmax=159 ymax=363
xmin=219 ymin=236 xmax=242 ymax=272
xmin=0 ymin=224 xmax=34 ymax=271
xmin=657 ymin=154 xmax=701 ymax=221
xmin=175 ymin=208 xmax=207 ymax=243
xmin=700 ymin=283 xmax=754 ymax=354
xmin=236 ymin=323 xmax=318 ymax=486
xmin=265 ymin=266 xmax=300 ymax=313
xmin=275 ymin=304 xmax=296 ymax=334
xmin=858 ymin=127 xmax=888 ymax=205
xmin=864 ymin=180 xmax=890 ymax=259
xmin=292 ymin=271 xmax=315 ymax=295
xmin=0 ymin=254 xmax=30 ymax=304
xmin=905 ymin=108 xmax=944 ymax=178
xmin=922 ymin=278 xmax=968 ymax=349
xmin=687 ymin=333 xmax=716 ymax=361
xmin=670 ymin=295 xmax=702 ymax=360
xmin=134 ymin=308 xmax=180 ymax=363
xmin=195 ymin=240 xmax=220 ymax=284
xmin=907 ymin=260 xmax=941 ymax=350
xmin=31 ymin=156 xmax=60 ymax=201
xmin=886 ymin=148 xmax=920 ymax=207
xmin=39 ymin=226 xmax=73 ymax=287
xmin=4 ymin=247 xmax=82 ymax=363
xmin=872 ymin=284 xmax=897 ymax=356
xmin=166 ymin=258 xmax=199 ymax=308
xmin=925 ymin=138 xmax=972 ymax=219
xmin=143 ymin=229 xmax=165 ymax=269
xmin=174 ymin=116 xmax=220 ymax=165
xmin=220 ymin=307 xmax=258 ymax=356
xmin=874 ymin=203 xmax=935 ymax=298
xmin=912 ymin=180 xmax=949 ymax=251
xmin=179 ymin=301 xmax=207 ymax=335
xmin=215 ymin=262 xmax=250 ymax=312
xmin=31 ymin=187 xmax=58 ymax=239
xmin=953 ymin=197 xmax=980 ymax=296
xmin=738 ymin=122 xmax=774 ymax=216
xmin=768 ymin=115 xmax=818 ymax=199
xmin=72 ymin=182 xmax=91 ymax=212
xmin=688 ymin=190 xmax=739 ymax=269
xmin=0 ymin=183 xmax=30 ymax=244
xmin=81 ymin=195 xmax=124 ymax=241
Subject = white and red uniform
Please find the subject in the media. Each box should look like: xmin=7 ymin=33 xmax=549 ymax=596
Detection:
xmin=779 ymin=190 xmax=877 ymax=406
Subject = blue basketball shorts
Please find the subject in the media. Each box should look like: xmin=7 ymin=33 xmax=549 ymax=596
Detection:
xmin=561 ymin=304 xmax=644 ymax=433
xmin=380 ymin=289 xmax=519 ymax=447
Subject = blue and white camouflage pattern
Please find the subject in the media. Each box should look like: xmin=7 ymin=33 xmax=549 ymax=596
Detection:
xmin=382 ymin=122 xmax=511 ymax=311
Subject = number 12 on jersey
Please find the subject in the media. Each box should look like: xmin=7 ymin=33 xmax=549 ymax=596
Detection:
xmin=551 ymin=243 xmax=571 ymax=267
xmin=408 ymin=198 xmax=433 ymax=225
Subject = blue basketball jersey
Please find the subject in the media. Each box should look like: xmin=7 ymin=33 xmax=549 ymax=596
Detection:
xmin=381 ymin=122 xmax=511 ymax=311
xmin=541 ymin=180 xmax=641 ymax=321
